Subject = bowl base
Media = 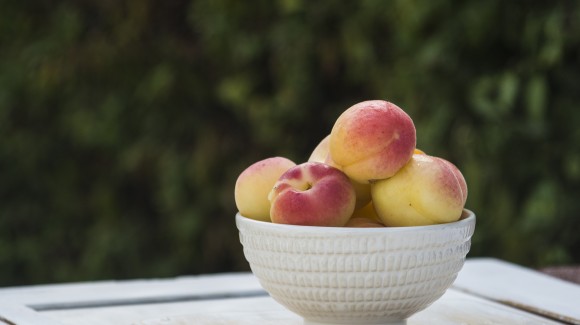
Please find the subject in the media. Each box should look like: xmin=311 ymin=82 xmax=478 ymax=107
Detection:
xmin=304 ymin=319 xmax=406 ymax=325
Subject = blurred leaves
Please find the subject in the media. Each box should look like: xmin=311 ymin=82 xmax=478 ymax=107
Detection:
xmin=1 ymin=0 xmax=580 ymax=286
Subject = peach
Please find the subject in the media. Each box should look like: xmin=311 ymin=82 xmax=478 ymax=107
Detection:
xmin=345 ymin=217 xmax=385 ymax=228
xmin=349 ymin=180 xmax=372 ymax=210
xmin=309 ymin=135 xmax=372 ymax=209
xmin=308 ymin=134 xmax=331 ymax=164
xmin=269 ymin=162 xmax=356 ymax=227
xmin=234 ymin=157 xmax=296 ymax=222
xmin=329 ymin=100 xmax=416 ymax=183
xmin=351 ymin=201 xmax=380 ymax=222
xmin=346 ymin=201 xmax=384 ymax=227
xmin=371 ymin=154 xmax=468 ymax=226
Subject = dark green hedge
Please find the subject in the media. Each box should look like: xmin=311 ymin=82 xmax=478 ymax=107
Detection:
xmin=1 ymin=0 xmax=579 ymax=286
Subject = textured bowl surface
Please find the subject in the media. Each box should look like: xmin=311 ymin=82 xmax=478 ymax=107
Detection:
xmin=236 ymin=209 xmax=476 ymax=325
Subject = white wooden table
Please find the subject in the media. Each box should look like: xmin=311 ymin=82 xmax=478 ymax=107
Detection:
xmin=0 ymin=258 xmax=578 ymax=324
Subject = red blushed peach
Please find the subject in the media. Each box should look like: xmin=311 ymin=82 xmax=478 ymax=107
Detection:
xmin=371 ymin=154 xmax=468 ymax=226
xmin=268 ymin=162 xmax=356 ymax=227
xmin=309 ymin=135 xmax=372 ymax=209
xmin=234 ymin=157 xmax=296 ymax=222
xmin=329 ymin=100 xmax=416 ymax=183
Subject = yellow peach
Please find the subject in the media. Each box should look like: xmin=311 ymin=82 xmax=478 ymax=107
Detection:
xmin=351 ymin=201 xmax=380 ymax=222
xmin=344 ymin=217 xmax=385 ymax=228
xmin=234 ymin=157 xmax=296 ymax=221
xmin=308 ymin=135 xmax=331 ymax=163
xmin=371 ymin=154 xmax=468 ymax=226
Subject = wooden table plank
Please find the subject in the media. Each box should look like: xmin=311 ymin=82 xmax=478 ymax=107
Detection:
xmin=410 ymin=289 xmax=561 ymax=325
xmin=42 ymin=296 xmax=301 ymax=325
xmin=453 ymin=258 xmax=580 ymax=324
xmin=1 ymin=259 xmax=574 ymax=325
xmin=0 ymin=273 xmax=264 ymax=311
xmin=41 ymin=289 xmax=561 ymax=325
xmin=0 ymin=303 xmax=65 ymax=325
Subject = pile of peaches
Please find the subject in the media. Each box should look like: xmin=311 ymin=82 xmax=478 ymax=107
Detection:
xmin=234 ymin=100 xmax=467 ymax=228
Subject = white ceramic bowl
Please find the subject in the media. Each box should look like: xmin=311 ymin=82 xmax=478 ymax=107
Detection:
xmin=236 ymin=209 xmax=476 ymax=325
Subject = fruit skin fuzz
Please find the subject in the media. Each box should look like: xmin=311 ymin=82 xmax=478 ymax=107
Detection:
xmin=235 ymin=99 xmax=469 ymax=228
xmin=371 ymin=154 xmax=468 ymax=227
xmin=329 ymin=100 xmax=417 ymax=184
xmin=269 ymin=162 xmax=356 ymax=227
xmin=234 ymin=157 xmax=296 ymax=222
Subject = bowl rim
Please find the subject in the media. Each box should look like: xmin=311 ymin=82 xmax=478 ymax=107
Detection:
xmin=236 ymin=209 xmax=475 ymax=234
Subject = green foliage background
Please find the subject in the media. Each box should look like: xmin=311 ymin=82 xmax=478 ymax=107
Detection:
xmin=1 ymin=0 xmax=579 ymax=286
